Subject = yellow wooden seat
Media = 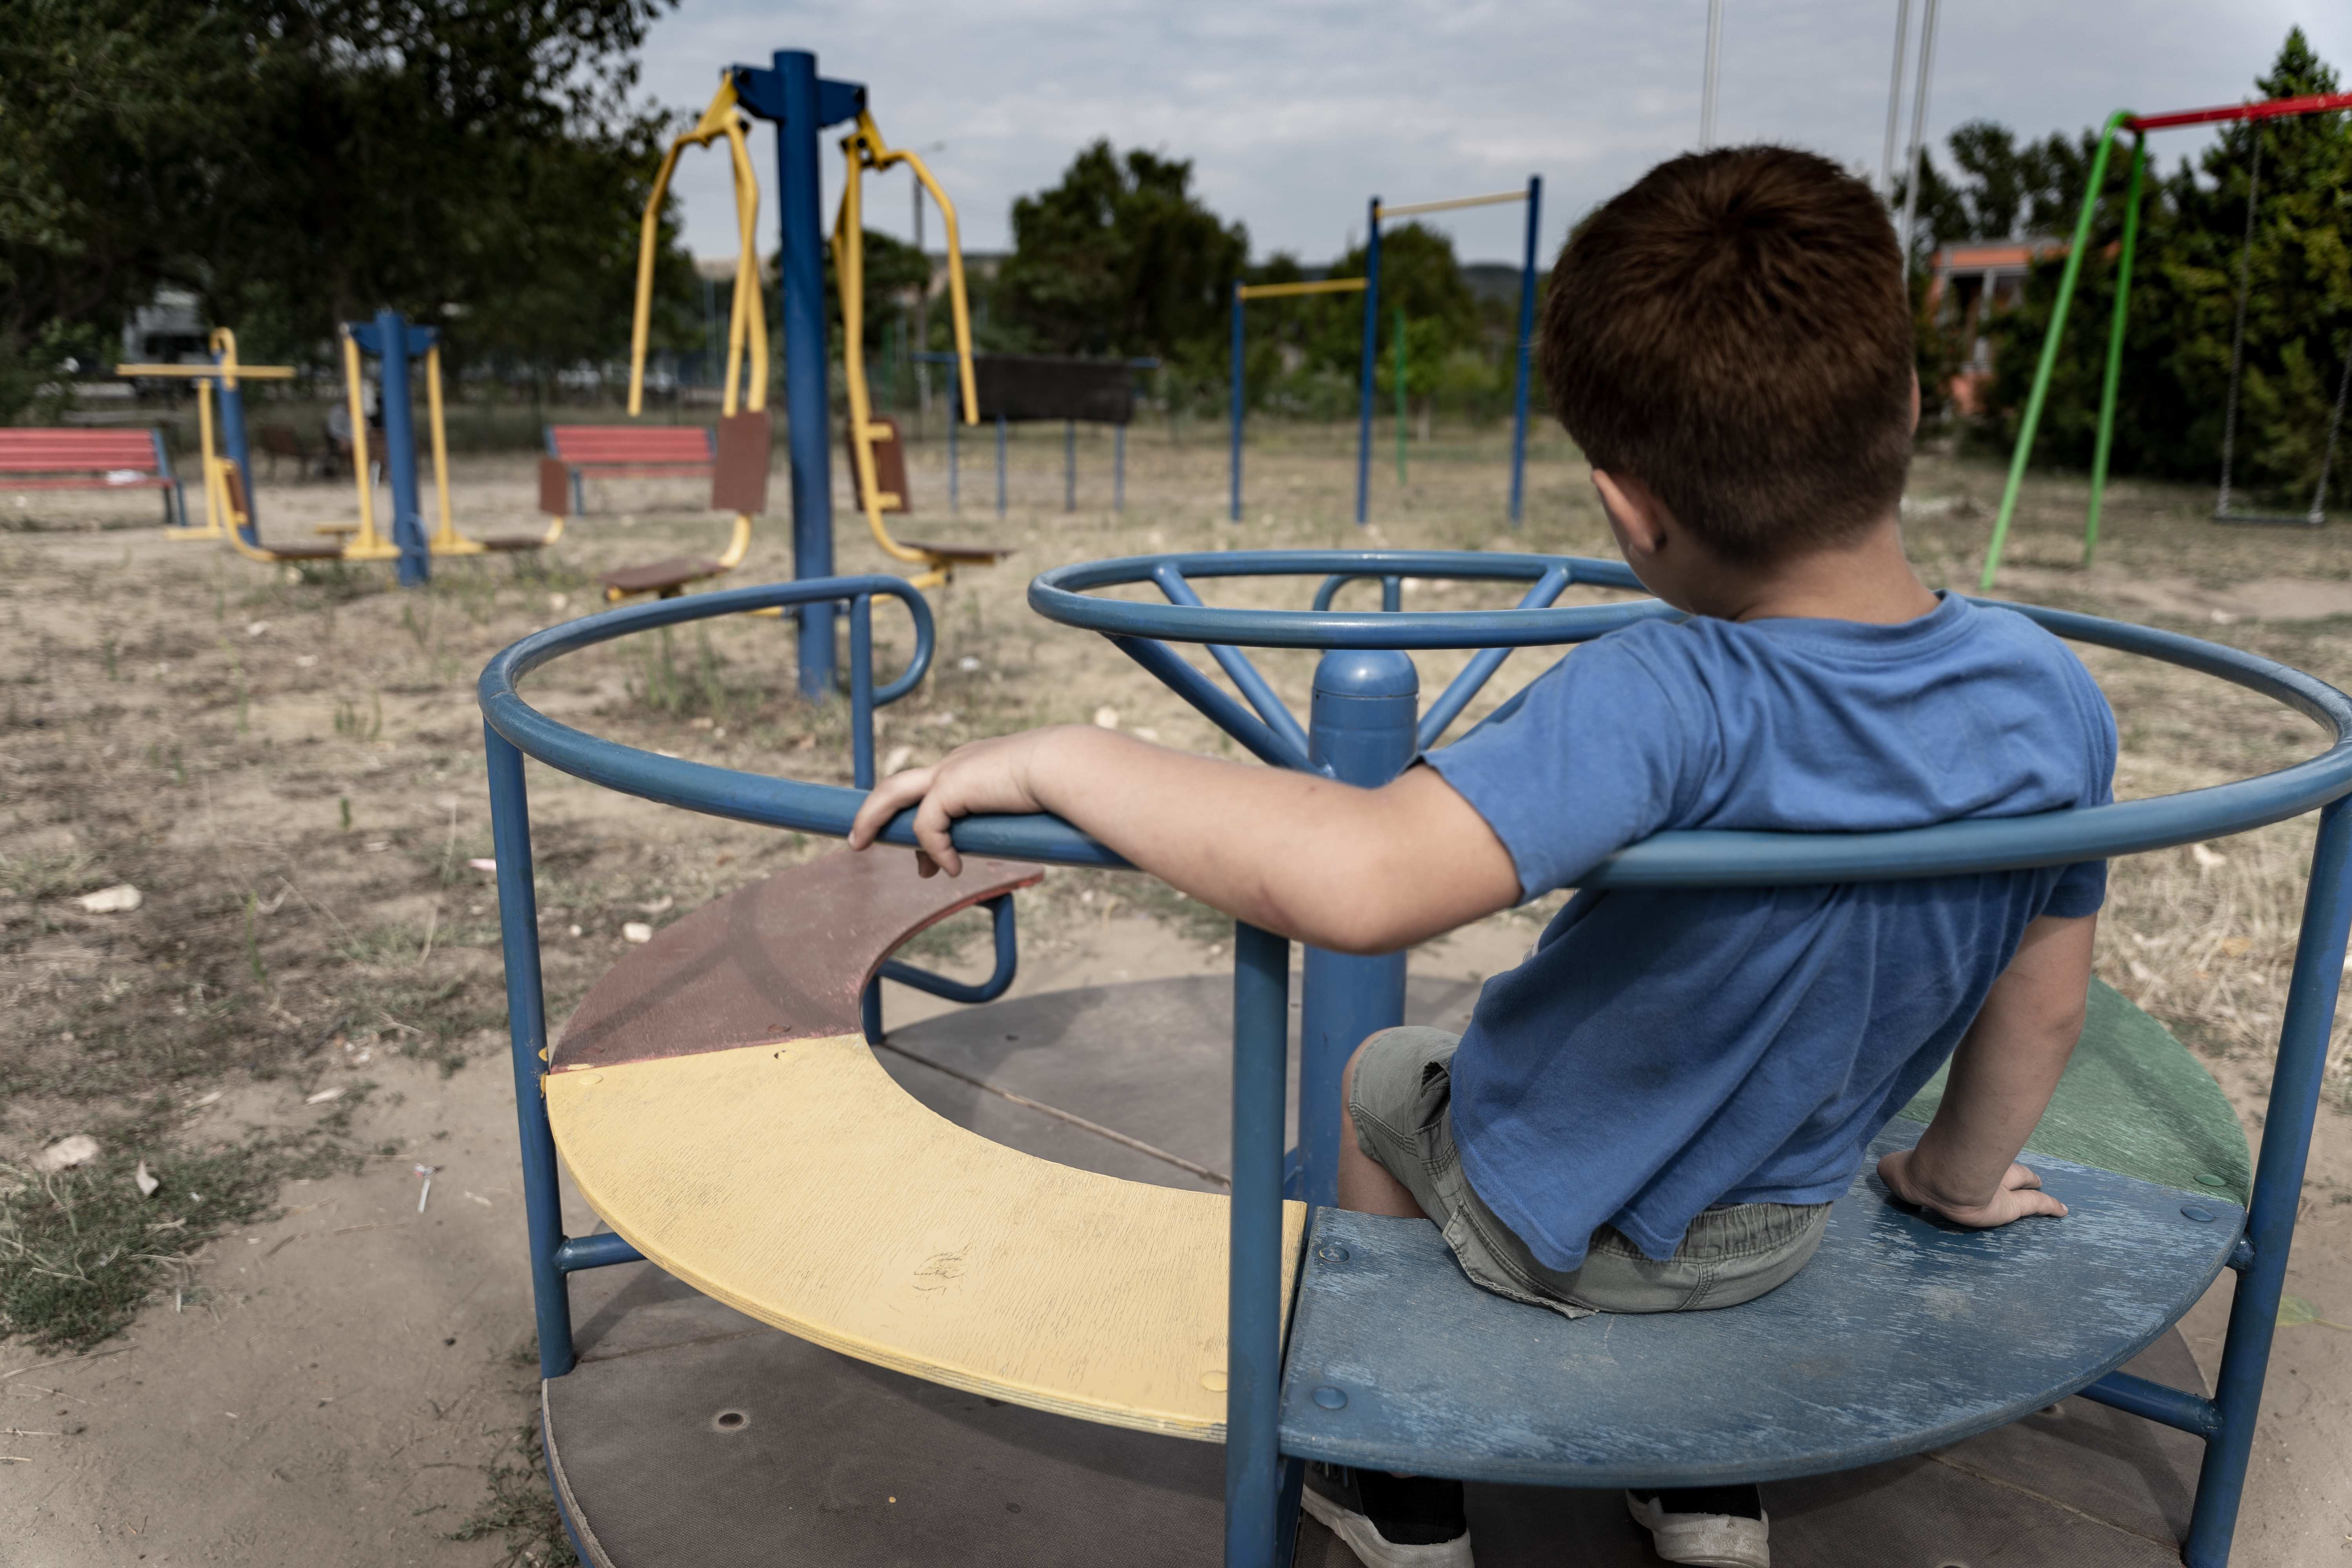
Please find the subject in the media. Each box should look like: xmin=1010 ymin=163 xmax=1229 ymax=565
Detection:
xmin=544 ymin=847 xmax=1306 ymax=1440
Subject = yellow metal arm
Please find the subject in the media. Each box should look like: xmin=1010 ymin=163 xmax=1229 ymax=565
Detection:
xmin=630 ymin=80 xmax=768 ymax=421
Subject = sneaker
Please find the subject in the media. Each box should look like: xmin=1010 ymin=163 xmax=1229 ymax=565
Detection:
xmin=1624 ymin=1485 xmax=1769 ymax=1568
xmin=1301 ymin=1462 xmax=1473 ymax=1568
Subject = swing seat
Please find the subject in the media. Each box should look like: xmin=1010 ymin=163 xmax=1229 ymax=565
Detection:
xmin=1279 ymin=979 xmax=2249 ymax=1486
xmin=547 ymin=847 xmax=1308 ymax=1440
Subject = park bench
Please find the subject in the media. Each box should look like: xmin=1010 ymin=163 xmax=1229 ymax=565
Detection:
xmin=544 ymin=424 xmax=716 ymax=517
xmin=0 ymin=427 xmax=186 ymax=527
xmin=483 ymin=561 xmax=2352 ymax=1567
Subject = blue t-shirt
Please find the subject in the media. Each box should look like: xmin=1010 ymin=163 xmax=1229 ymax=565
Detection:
xmin=1423 ymin=592 xmax=2116 ymax=1272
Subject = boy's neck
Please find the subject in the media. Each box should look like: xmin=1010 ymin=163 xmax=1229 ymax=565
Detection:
xmin=1687 ymin=515 xmax=1938 ymax=626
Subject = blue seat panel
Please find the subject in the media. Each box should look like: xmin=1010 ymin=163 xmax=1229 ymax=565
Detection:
xmin=1277 ymin=1120 xmax=2240 ymax=1488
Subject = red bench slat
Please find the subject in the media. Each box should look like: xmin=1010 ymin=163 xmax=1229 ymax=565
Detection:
xmin=548 ymin=426 xmax=714 ymax=467
xmin=0 ymin=428 xmax=174 ymax=497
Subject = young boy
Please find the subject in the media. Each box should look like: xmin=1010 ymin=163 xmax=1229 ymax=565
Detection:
xmin=847 ymin=146 xmax=2115 ymax=1568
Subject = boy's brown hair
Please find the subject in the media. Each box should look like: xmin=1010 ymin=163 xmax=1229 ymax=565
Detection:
xmin=1538 ymin=145 xmax=1914 ymax=565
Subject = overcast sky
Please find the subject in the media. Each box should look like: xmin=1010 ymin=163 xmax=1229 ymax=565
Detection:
xmin=637 ymin=1 xmax=2350 ymax=270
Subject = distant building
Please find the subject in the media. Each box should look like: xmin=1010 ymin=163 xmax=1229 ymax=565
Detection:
xmin=1927 ymin=237 xmax=2068 ymax=414
xmin=122 ymin=289 xmax=207 ymax=364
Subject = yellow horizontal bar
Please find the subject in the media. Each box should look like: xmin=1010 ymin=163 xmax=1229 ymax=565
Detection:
xmin=1236 ymin=278 xmax=1369 ymax=300
xmin=1377 ymin=189 xmax=1526 ymax=219
xmin=116 ymin=363 xmax=298 ymax=379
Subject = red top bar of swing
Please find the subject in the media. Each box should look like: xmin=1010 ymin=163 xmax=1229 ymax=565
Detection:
xmin=2125 ymin=90 xmax=2352 ymax=132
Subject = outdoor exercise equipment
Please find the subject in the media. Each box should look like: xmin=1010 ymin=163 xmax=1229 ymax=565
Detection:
xmin=1980 ymin=89 xmax=2352 ymax=588
xmin=835 ymin=110 xmax=1012 ymax=590
xmin=2214 ymin=134 xmax=2352 ymax=528
xmin=113 ymin=329 xmax=296 ymax=541
xmin=1360 ymin=181 xmax=1544 ymax=527
xmin=1227 ymin=276 xmax=1370 ymax=523
xmin=485 ymin=548 xmax=2352 ymax=1568
xmin=612 ymin=79 xmax=769 ymax=604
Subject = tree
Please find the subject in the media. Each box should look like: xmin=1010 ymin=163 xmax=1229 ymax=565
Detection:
xmin=0 ymin=0 xmax=685 ymax=415
xmin=996 ymin=142 xmax=1247 ymax=366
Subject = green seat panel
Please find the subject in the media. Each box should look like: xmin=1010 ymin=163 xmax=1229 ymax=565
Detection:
xmin=1895 ymin=978 xmax=2250 ymax=1205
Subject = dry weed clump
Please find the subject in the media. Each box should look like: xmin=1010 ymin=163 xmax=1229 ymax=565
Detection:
xmin=2100 ymin=820 xmax=2352 ymax=1100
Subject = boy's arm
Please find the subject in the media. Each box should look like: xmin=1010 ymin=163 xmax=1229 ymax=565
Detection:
xmin=844 ymin=726 xmax=1522 ymax=955
xmin=1877 ymin=911 xmax=2096 ymax=1228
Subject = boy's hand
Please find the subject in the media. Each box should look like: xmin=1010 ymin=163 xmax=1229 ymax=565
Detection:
xmin=1877 ymin=1147 xmax=2067 ymax=1228
xmin=846 ymin=729 xmax=1067 ymax=877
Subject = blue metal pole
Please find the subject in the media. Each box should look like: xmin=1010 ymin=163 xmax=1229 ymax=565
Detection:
xmin=996 ymin=415 xmax=1007 ymax=516
xmin=1297 ymin=650 xmax=1418 ymax=1205
xmin=776 ymin=50 xmax=837 ymax=699
xmin=1230 ymin=284 xmax=1245 ymax=523
xmin=1227 ymin=919 xmax=1294 ymax=1568
xmin=1065 ymin=419 xmax=1076 ymax=512
xmin=1114 ymin=423 xmax=1125 ymax=513
xmin=485 ymin=722 xmax=573 ymax=1378
xmin=1356 ymin=199 xmax=1381 ymax=526
xmin=850 ymin=593 xmax=876 ymax=790
xmin=2185 ymin=795 xmax=2352 ymax=1566
xmin=948 ymin=377 xmax=959 ymax=512
xmin=213 ymin=358 xmax=258 ymax=532
xmin=1508 ymin=176 xmax=1542 ymax=528
xmin=375 ymin=309 xmax=430 ymax=587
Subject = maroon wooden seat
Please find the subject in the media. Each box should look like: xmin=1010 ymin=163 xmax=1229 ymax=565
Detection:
xmin=0 ymin=428 xmax=186 ymax=525
xmin=597 ymin=555 xmax=724 ymax=598
xmin=554 ymin=847 xmax=1044 ymax=1071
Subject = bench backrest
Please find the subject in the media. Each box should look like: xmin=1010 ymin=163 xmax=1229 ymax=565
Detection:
xmin=545 ymin=425 xmax=715 ymax=465
xmin=0 ymin=428 xmax=167 ymax=474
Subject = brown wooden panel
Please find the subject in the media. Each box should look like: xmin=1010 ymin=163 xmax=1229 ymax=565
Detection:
xmin=553 ymin=848 xmax=1044 ymax=1071
xmin=539 ymin=456 xmax=571 ymax=517
xmin=710 ymin=411 xmax=771 ymax=515
xmin=844 ymin=416 xmax=910 ymax=514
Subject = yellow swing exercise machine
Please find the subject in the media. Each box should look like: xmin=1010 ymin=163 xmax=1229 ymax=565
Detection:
xmin=833 ymin=112 xmax=1009 ymax=590
xmin=611 ymin=79 xmax=769 ymax=603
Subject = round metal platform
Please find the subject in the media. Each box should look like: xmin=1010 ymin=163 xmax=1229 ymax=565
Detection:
xmin=543 ymin=973 xmax=2207 ymax=1568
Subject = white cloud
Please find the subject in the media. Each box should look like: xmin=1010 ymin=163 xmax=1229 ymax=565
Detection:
xmin=641 ymin=0 xmax=2350 ymax=267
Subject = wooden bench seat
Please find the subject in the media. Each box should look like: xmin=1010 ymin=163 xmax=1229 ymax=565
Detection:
xmin=0 ymin=427 xmax=186 ymax=526
xmin=547 ymin=848 xmax=1308 ymax=1441
xmin=546 ymin=424 xmax=715 ymax=516
xmin=595 ymin=555 xmax=725 ymax=600
xmin=1279 ymin=979 xmax=2249 ymax=1485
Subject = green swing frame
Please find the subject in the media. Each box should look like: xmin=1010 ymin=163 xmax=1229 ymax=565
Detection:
xmin=1976 ymin=89 xmax=2352 ymax=590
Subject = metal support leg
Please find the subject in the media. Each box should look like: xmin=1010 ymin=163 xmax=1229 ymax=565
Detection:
xmin=774 ymin=49 xmax=837 ymax=698
xmin=1115 ymin=424 xmax=1125 ymax=513
xmin=1228 ymin=920 xmax=1297 ymax=1568
xmin=485 ymin=723 xmax=573 ymax=1378
xmin=2183 ymin=796 xmax=2352 ymax=1566
xmin=1296 ymin=650 xmax=1418 ymax=1204
xmin=1065 ymin=419 xmax=1076 ymax=512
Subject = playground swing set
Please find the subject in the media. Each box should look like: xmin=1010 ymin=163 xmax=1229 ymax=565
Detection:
xmin=1979 ymin=89 xmax=2352 ymax=589
xmin=466 ymin=58 xmax=2350 ymax=1568
xmin=1228 ymin=179 xmax=1543 ymax=529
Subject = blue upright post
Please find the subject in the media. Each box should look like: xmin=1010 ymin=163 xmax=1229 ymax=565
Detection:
xmin=370 ymin=309 xmax=431 ymax=588
xmin=1065 ymin=418 xmax=1076 ymax=512
xmin=213 ymin=369 xmax=258 ymax=532
xmin=774 ymin=50 xmax=838 ymax=699
xmin=1229 ymin=284 xmax=1245 ymax=522
xmin=995 ymin=415 xmax=1007 ymax=516
xmin=1355 ymin=200 xmax=1381 ymax=526
xmin=485 ymin=723 xmax=573 ymax=1377
xmin=1227 ymin=920 xmax=1297 ymax=1568
xmin=1297 ymin=650 xmax=1418 ymax=1204
xmin=948 ymin=377 xmax=960 ymax=512
xmin=2185 ymin=795 xmax=2352 ymax=1565
xmin=1114 ymin=423 xmax=1125 ymax=513
xmin=1508 ymin=175 xmax=1543 ymax=528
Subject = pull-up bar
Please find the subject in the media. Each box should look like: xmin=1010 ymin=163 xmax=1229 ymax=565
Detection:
xmin=1236 ymin=278 xmax=1369 ymax=301
xmin=1357 ymin=177 xmax=1543 ymax=526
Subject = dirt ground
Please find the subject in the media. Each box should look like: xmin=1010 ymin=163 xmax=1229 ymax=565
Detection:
xmin=4 ymin=417 xmax=2352 ymax=1564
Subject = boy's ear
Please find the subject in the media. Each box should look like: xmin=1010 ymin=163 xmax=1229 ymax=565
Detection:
xmin=1592 ymin=469 xmax=1671 ymax=557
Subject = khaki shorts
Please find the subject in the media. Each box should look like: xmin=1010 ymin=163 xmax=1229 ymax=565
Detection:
xmin=1346 ymin=1026 xmax=1831 ymax=1319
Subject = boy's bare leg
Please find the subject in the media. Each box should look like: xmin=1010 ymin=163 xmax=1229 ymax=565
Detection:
xmin=1337 ymin=1037 xmax=1428 ymax=1218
